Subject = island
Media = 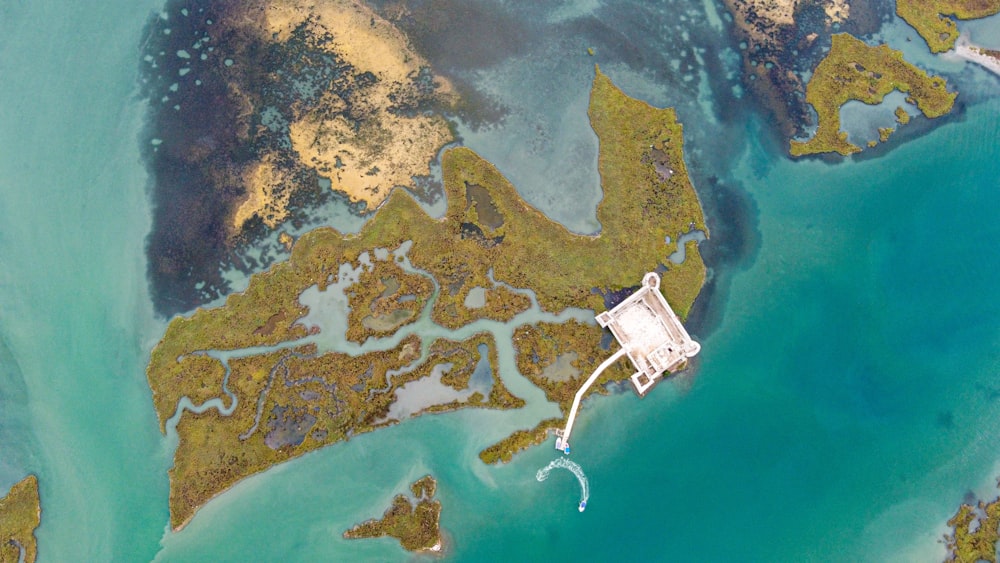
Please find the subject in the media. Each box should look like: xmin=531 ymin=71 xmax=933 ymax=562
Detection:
xmin=146 ymin=67 xmax=708 ymax=531
xmin=945 ymin=480 xmax=1000 ymax=563
xmin=343 ymin=475 xmax=442 ymax=554
xmin=896 ymin=0 xmax=1000 ymax=54
xmin=790 ymin=33 xmax=956 ymax=157
xmin=0 ymin=475 xmax=40 ymax=563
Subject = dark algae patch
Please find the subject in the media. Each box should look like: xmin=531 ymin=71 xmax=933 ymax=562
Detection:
xmin=0 ymin=475 xmax=40 ymax=563
xmin=147 ymin=68 xmax=707 ymax=529
xmin=344 ymin=475 xmax=442 ymax=553
xmin=140 ymin=0 xmax=456 ymax=316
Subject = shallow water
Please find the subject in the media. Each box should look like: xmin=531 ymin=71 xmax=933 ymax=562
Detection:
xmin=382 ymin=364 xmax=472 ymax=421
xmin=1 ymin=0 xmax=1000 ymax=561
xmin=840 ymin=90 xmax=915 ymax=147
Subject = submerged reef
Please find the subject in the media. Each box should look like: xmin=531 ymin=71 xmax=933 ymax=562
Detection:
xmin=896 ymin=0 xmax=1000 ymax=53
xmin=343 ymin=475 xmax=442 ymax=553
xmin=140 ymin=0 xmax=456 ymax=315
xmin=790 ymin=33 xmax=956 ymax=157
xmin=945 ymin=479 xmax=1000 ymax=563
xmin=146 ymin=68 xmax=707 ymax=530
xmin=0 ymin=475 xmax=40 ymax=563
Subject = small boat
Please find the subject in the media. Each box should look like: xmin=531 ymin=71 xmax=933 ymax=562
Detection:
xmin=578 ymin=501 xmax=587 ymax=512
xmin=563 ymin=444 xmax=571 ymax=455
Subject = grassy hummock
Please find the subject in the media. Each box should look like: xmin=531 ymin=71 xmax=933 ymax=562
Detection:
xmin=345 ymin=255 xmax=434 ymax=343
xmin=896 ymin=0 xmax=1000 ymax=53
xmin=147 ymin=67 xmax=708 ymax=529
xmin=344 ymin=475 xmax=442 ymax=553
xmin=0 ymin=475 xmax=40 ymax=563
xmin=790 ymin=33 xmax=956 ymax=157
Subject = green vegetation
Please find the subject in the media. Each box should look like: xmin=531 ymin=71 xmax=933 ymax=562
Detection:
xmin=790 ymin=34 xmax=956 ymax=157
xmin=148 ymin=67 xmax=707 ymax=528
xmin=167 ymin=333 xmax=520 ymax=531
xmin=345 ymin=255 xmax=433 ymax=343
xmin=896 ymin=0 xmax=1000 ymax=53
xmin=878 ymin=127 xmax=894 ymax=143
xmin=462 ymin=285 xmax=532 ymax=327
xmin=410 ymin=475 xmax=437 ymax=499
xmin=975 ymin=46 xmax=1000 ymax=61
xmin=0 ymin=475 xmax=40 ymax=563
xmin=479 ymin=418 xmax=565 ymax=465
xmin=895 ymin=106 xmax=912 ymax=125
xmin=479 ymin=319 xmax=633 ymax=464
xmin=478 ymin=67 xmax=709 ymax=464
xmin=945 ymin=480 xmax=1000 ymax=562
xmin=344 ymin=475 xmax=442 ymax=553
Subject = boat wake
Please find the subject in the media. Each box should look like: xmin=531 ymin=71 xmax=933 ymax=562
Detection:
xmin=536 ymin=457 xmax=590 ymax=512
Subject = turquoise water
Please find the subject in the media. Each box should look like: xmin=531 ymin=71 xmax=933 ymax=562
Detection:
xmin=2 ymin=0 xmax=1000 ymax=561
xmin=0 ymin=1 xmax=168 ymax=560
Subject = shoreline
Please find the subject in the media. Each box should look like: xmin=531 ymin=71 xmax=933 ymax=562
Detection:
xmin=950 ymin=35 xmax=1000 ymax=77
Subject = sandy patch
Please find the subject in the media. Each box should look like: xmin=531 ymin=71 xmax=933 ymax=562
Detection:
xmin=265 ymin=0 xmax=456 ymax=210
xmin=724 ymin=0 xmax=799 ymax=31
xmin=232 ymin=155 xmax=294 ymax=230
xmin=825 ymin=0 xmax=849 ymax=24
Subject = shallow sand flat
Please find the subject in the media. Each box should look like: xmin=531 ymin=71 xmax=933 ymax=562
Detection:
xmin=950 ymin=36 xmax=1000 ymax=77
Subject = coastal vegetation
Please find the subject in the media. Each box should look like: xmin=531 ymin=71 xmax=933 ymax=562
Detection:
xmin=0 ymin=475 xmax=40 ymax=563
xmin=480 ymin=320 xmax=631 ymax=464
xmin=973 ymin=46 xmax=1000 ymax=63
xmin=945 ymin=480 xmax=1000 ymax=562
xmin=343 ymin=475 xmax=442 ymax=553
xmin=478 ymin=67 xmax=708 ymax=464
xmin=147 ymin=67 xmax=707 ymax=528
xmin=345 ymin=255 xmax=434 ymax=343
xmin=896 ymin=0 xmax=1000 ymax=53
xmin=167 ymin=333 xmax=520 ymax=531
xmin=895 ymin=106 xmax=911 ymax=125
xmin=790 ymin=34 xmax=956 ymax=157
xmin=479 ymin=417 xmax=566 ymax=464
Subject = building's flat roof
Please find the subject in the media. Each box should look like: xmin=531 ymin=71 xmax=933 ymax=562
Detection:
xmin=596 ymin=272 xmax=700 ymax=395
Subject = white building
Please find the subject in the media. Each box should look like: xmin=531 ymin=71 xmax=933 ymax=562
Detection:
xmin=596 ymin=271 xmax=701 ymax=396
xmin=555 ymin=272 xmax=701 ymax=454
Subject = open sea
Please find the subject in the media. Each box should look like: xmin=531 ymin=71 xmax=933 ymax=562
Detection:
xmin=1 ymin=0 xmax=999 ymax=560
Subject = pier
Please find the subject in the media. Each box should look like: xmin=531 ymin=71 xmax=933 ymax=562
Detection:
xmin=555 ymin=272 xmax=701 ymax=454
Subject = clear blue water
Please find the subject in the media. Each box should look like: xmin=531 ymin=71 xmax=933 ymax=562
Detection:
xmin=1 ymin=0 xmax=1000 ymax=561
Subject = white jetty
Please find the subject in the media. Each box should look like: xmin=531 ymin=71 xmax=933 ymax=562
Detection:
xmin=555 ymin=272 xmax=701 ymax=454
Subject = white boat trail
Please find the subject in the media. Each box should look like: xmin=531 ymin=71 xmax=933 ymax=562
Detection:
xmin=536 ymin=457 xmax=590 ymax=512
